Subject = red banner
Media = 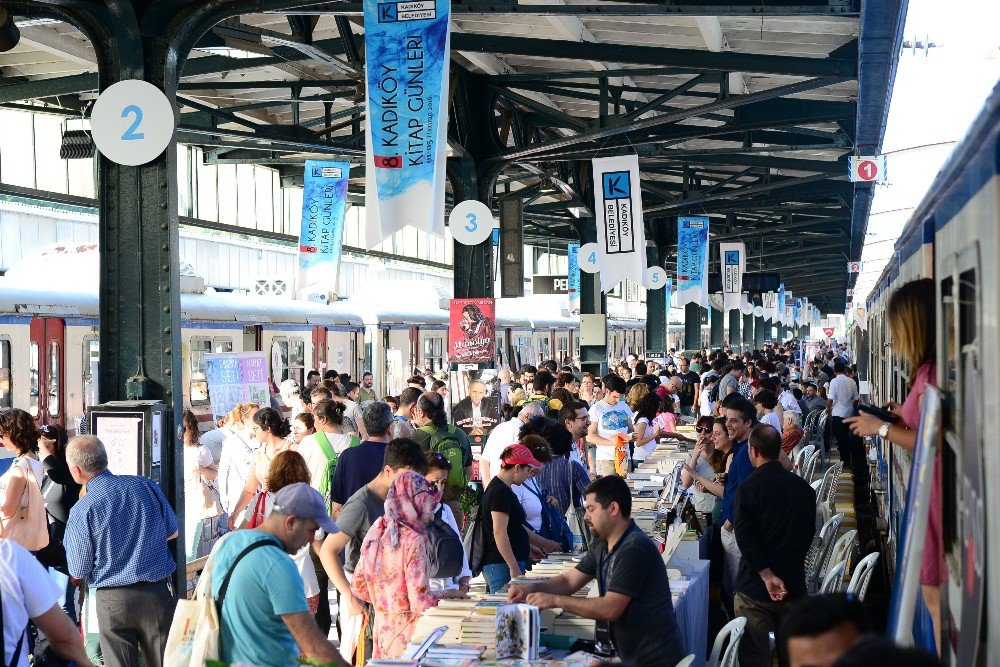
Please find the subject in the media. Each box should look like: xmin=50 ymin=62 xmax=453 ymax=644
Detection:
xmin=449 ymin=298 xmax=496 ymax=364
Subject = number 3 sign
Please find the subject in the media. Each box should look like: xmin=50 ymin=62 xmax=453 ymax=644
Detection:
xmin=91 ymin=80 xmax=176 ymax=166
xmin=449 ymin=200 xmax=495 ymax=245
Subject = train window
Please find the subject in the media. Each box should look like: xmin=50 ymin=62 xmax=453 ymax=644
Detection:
xmin=289 ymin=338 xmax=305 ymax=385
xmin=537 ymin=336 xmax=551 ymax=360
xmin=214 ymin=338 xmax=233 ymax=353
xmin=48 ymin=341 xmax=60 ymax=419
xmin=0 ymin=337 xmax=10 ymax=409
xmin=82 ymin=337 xmax=99 ymax=411
xmin=556 ymin=336 xmax=569 ymax=365
xmin=190 ymin=337 xmax=213 ymax=404
xmin=271 ymin=337 xmax=289 ymax=383
xmin=29 ymin=342 xmax=39 ymax=417
xmin=423 ymin=337 xmax=444 ymax=372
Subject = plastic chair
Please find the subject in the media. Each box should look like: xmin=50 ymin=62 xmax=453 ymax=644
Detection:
xmin=803 ymin=449 xmax=821 ymax=483
xmin=847 ymin=552 xmax=880 ymax=601
xmin=708 ymin=616 xmax=746 ymax=667
xmin=824 ymin=529 xmax=857 ymax=578
xmin=794 ymin=445 xmax=815 ymax=477
xmin=674 ymin=654 xmax=696 ymax=667
xmin=818 ymin=461 xmax=844 ymax=505
xmin=806 ymin=513 xmax=844 ymax=593
xmin=820 ymin=559 xmax=848 ymax=593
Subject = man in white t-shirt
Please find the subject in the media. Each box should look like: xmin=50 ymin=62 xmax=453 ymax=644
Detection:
xmin=586 ymin=374 xmax=634 ymax=477
xmin=826 ymin=360 xmax=860 ymax=466
xmin=1 ymin=538 xmax=93 ymax=667
xmin=479 ymin=401 xmax=546 ymax=485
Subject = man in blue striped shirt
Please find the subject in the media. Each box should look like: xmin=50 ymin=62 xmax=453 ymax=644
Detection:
xmin=65 ymin=435 xmax=179 ymax=667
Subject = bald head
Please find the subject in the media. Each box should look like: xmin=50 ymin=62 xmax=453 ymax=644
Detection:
xmin=666 ymin=377 xmax=683 ymax=394
xmin=518 ymin=400 xmax=545 ymax=422
xmin=66 ymin=435 xmax=109 ymax=483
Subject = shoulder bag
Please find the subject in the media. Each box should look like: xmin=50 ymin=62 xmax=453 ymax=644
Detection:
xmin=0 ymin=458 xmax=49 ymax=551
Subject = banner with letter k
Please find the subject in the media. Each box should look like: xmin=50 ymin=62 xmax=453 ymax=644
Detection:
xmin=591 ymin=154 xmax=647 ymax=293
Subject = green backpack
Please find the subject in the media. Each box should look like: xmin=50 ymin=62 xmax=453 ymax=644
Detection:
xmin=314 ymin=431 xmax=361 ymax=511
xmin=419 ymin=424 xmax=467 ymax=501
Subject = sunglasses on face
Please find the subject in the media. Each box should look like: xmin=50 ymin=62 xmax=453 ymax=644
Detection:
xmin=695 ymin=427 xmax=711 ymax=434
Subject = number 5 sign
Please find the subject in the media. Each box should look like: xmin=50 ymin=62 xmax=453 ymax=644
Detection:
xmin=91 ymin=80 xmax=176 ymax=166
xmin=848 ymin=155 xmax=887 ymax=183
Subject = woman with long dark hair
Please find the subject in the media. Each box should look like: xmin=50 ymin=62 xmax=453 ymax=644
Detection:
xmin=228 ymin=407 xmax=293 ymax=529
xmin=0 ymin=408 xmax=47 ymax=551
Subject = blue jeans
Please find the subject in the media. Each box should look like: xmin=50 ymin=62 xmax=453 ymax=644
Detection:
xmin=48 ymin=568 xmax=78 ymax=623
xmin=483 ymin=561 xmax=528 ymax=593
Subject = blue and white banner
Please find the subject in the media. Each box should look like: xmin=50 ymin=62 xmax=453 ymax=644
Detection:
xmin=793 ymin=298 xmax=802 ymax=327
xmin=363 ymin=0 xmax=450 ymax=248
xmin=677 ymin=216 xmax=710 ymax=307
xmin=298 ymin=160 xmax=350 ymax=299
xmin=719 ymin=241 xmax=745 ymax=312
xmin=778 ymin=283 xmax=787 ymax=326
xmin=592 ymin=154 xmax=647 ymax=292
xmin=666 ymin=277 xmax=673 ymax=325
xmin=567 ymin=242 xmax=581 ymax=315
xmin=763 ymin=291 xmax=778 ymax=323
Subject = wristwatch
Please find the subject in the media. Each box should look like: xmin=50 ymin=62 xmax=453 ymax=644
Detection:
xmin=877 ymin=421 xmax=890 ymax=439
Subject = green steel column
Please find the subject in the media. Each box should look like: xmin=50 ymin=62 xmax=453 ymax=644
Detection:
xmin=754 ymin=316 xmax=766 ymax=349
xmin=711 ymin=307 xmax=725 ymax=350
xmin=450 ymin=155 xmax=493 ymax=299
xmin=684 ymin=303 xmax=701 ymax=352
xmin=777 ymin=324 xmax=787 ymax=343
xmin=743 ymin=312 xmax=754 ymax=351
xmin=645 ymin=243 xmax=666 ymax=358
xmin=728 ymin=309 xmax=741 ymax=353
xmin=579 ymin=218 xmax=607 ymax=377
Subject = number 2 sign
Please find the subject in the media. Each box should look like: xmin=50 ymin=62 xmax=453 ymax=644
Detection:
xmin=91 ymin=80 xmax=176 ymax=166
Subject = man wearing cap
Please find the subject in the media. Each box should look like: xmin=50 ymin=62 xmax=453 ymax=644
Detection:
xmin=211 ymin=483 xmax=349 ymax=667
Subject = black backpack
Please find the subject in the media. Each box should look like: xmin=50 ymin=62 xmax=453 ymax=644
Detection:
xmin=462 ymin=504 xmax=486 ymax=577
xmin=426 ymin=506 xmax=465 ymax=579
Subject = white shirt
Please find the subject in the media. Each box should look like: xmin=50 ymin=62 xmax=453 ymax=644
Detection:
xmin=686 ymin=455 xmax=718 ymax=514
xmin=778 ymin=390 xmax=802 ymax=414
xmin=0 ymin=457 xmax=44 ymax=512
xmin=298 ymin=431 xmax=354 ymax=496
xmin=1 ymin=538 xmax=60 ymax=667
xmin=761 ymin=411 xmax=783 ymax=435
xmin=513 ymin=479 xmax=544 ymax=532
xmin=828 ymin=374 xmax=859 ymax=418
xmin=183 ymin=444 xmax=215 ymax=522
xmin=480 ymin=418 xmax=522 ymax=483
xmin=218 ymin=431 xmax=260 ymax=515
xmin=633 ymin=417 xmax=658 ymax=461
xmin=199 ymin=427 xmax=228 ymax=464
xmin=428 ymin=503 xmax=473 ymax=592
xmin=588 ymin=399 xmax=634 ymax=461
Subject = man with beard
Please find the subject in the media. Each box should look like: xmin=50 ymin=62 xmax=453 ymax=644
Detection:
xmin=507 ymin=475 xmax=685 ymax=667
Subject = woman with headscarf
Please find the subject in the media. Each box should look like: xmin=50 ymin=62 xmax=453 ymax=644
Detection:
xmin=351 ymin=471 xmax=442 ymax=658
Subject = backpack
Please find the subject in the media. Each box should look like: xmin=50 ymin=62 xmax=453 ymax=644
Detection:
xmin=425 ymin=506 xmax=465 ymax=579
xmin=525 ymin=481 xmax=574 ymax=553
xmin=462 ymin=504 xmax=486 ymax=577
xmin=314 ymin=432 xmax=361 ymax=511
xmin=420 ymin=425 xmax=468 ymax=501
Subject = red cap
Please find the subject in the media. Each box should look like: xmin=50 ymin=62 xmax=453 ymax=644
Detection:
xmin=503 ymin=444 xmax=543 ymax=468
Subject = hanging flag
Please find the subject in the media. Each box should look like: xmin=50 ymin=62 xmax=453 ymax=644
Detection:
xmin=763 ymin=291 xmax=778 ymax=323
xmin=719 ymin=241 xmax=745 ymax=312
xmin=363 ymin=0 xmax=450 ymax=247
xmin=665 ymin=277 xmax=673 ymax=325
xmin=297 ymin=160 xmax=350 ymax=300
xmin=783 ymin=290 xmax=794 ymax=327
xmin=777 ymin=284 xmax=786 ymax=326
xmin=567 ymin=242 xmax=581 ymax=316
xmin=591 ymin=154 xmax=647 ymax=292
xmin=677 ymin=216 xmax=710 ymax=307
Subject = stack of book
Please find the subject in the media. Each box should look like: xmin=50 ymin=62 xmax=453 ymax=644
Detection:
xmin=410 ymin=600 xmax=476 ymax=644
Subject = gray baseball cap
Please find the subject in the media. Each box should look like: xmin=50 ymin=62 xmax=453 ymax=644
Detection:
xmin=271 ymin=483 xmax=339 ymax=534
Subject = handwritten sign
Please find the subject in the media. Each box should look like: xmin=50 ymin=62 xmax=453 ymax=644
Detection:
xmin=204 ymin=351 xmax=270 ymax=421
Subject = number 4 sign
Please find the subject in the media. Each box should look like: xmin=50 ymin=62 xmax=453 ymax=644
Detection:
xmin=849 ymin=155 xmax=887 ymax=183
xmin=90 ymin=80 xmax=176 ymax=166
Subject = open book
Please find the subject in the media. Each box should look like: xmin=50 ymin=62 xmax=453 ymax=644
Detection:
xmin=495 ymin=603 xmax=540 ymax=660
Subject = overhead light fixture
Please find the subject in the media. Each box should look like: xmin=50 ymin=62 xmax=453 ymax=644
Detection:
xmin=0 ymin=7 xmax=20 ymax=52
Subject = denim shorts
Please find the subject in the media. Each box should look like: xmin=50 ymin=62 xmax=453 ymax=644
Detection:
xmin=482 ymin=561 xmax=528 ymax=593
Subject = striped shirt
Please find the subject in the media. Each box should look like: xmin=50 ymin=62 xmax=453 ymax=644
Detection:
xmin=535 ymin=456 xmax=592 ymax=515
xmin=66 ymin=469 xmax=179 ymax=588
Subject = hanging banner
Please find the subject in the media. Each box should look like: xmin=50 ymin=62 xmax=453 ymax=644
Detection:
xmin=449 ymin=298 xmax=496 ymax=363
xmin=814 ymin=309 xmax=822 ymax=327
xmin=778 ymin=284 xmax=786 ymax=326
xmin=719 ymin=241 xmax=745 ymax=312
xmin=677 ymin=216 xmax=710 ymax=307
xmin=591 ymin=154 xmax=647 ymax=292
xmin=363 ymin=0 xmax=450 ymax=247
xmin=665 ymin=277 xmax=673 ymax=326
xmin=763 ymin=291 xmax=778 ymax=323
xmin=204 ymin=351 xmax=270 ymax=422
xmin=297 ymin=160 xmax=350 ymax=299
xmin=567 ymin=242 xmax=581 ymax=315
xmin=783 ymin=290 xmax=794 ymax=327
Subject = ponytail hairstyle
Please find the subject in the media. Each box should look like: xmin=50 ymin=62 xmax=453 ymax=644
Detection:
xmin=224 ymin=402 xmax=259 ymax=428
xmin=312 ymin=399 xmax=346 ymax=426
xmin=253 ymin=407 xmax=292 ymax=439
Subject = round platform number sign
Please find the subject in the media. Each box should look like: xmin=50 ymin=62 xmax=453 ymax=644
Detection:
xmin=449 ymin=200 xmax=495 ymax=246
xmin=644 ymin=266 xmax=666 ymax=290
xmin=577 ymin=243 xmax=600 ymax=274
xmin=753 ymin=305 xmax=765 ymax=318
xmin=91 ymin=80 xmax=176 ymax=166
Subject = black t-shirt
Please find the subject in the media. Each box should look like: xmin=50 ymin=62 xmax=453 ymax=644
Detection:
xmin=480 ymin=477 xmax=530 ymax=566
xmin=676 ymin=371 xmax=700 ymax=407
xmin=576 ymin=522 xmax=685 ymax=667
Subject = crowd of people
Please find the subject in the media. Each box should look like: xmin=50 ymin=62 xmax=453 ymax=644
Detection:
xmin=0 ymin=292 xmax=943 ymax=667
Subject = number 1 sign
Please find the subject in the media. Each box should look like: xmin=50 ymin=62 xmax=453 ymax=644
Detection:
xmin=849 ymin=155 xmax=887 ymax=183
xmin=91 ymin=80 xmax=176 ymax=166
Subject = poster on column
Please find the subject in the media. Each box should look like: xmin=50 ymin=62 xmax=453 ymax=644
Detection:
xmin=298 ymin=160 xmax=350 ymax=299
xmin=719 ymin=242 xmax=745 ymax=312
xmin=567 ymin=242 xmax=581 ymax=315
xmin=450 ymin=368 xmax=500 ymax=454
xmin=591 ymin=155 xmax=647 ymax=292
xmin=449 ymin=298 xmax=496 ymax=364
xmin=677 ymin=216 xmax=710 ymax=307
xmin=204 ymin=351 xmax=270 ymax=422
xmin=363 ymin=0 xmax=450 ymax=247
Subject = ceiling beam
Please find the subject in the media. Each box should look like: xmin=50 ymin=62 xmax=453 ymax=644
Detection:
xmin=282 ymin=2 xmax=860 ymax=17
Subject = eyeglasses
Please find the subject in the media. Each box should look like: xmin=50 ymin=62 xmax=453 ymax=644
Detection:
xmin=695 ymin=427 xmax=711 ymax=434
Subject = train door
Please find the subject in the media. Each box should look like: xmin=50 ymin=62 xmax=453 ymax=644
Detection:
xmin=311 ymin=326 xmax=328 ymax=375
xmin=243 ymin=325 xmax=262 ymax=352
xmin=29 ymin=318 xmax=65 ymax=427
